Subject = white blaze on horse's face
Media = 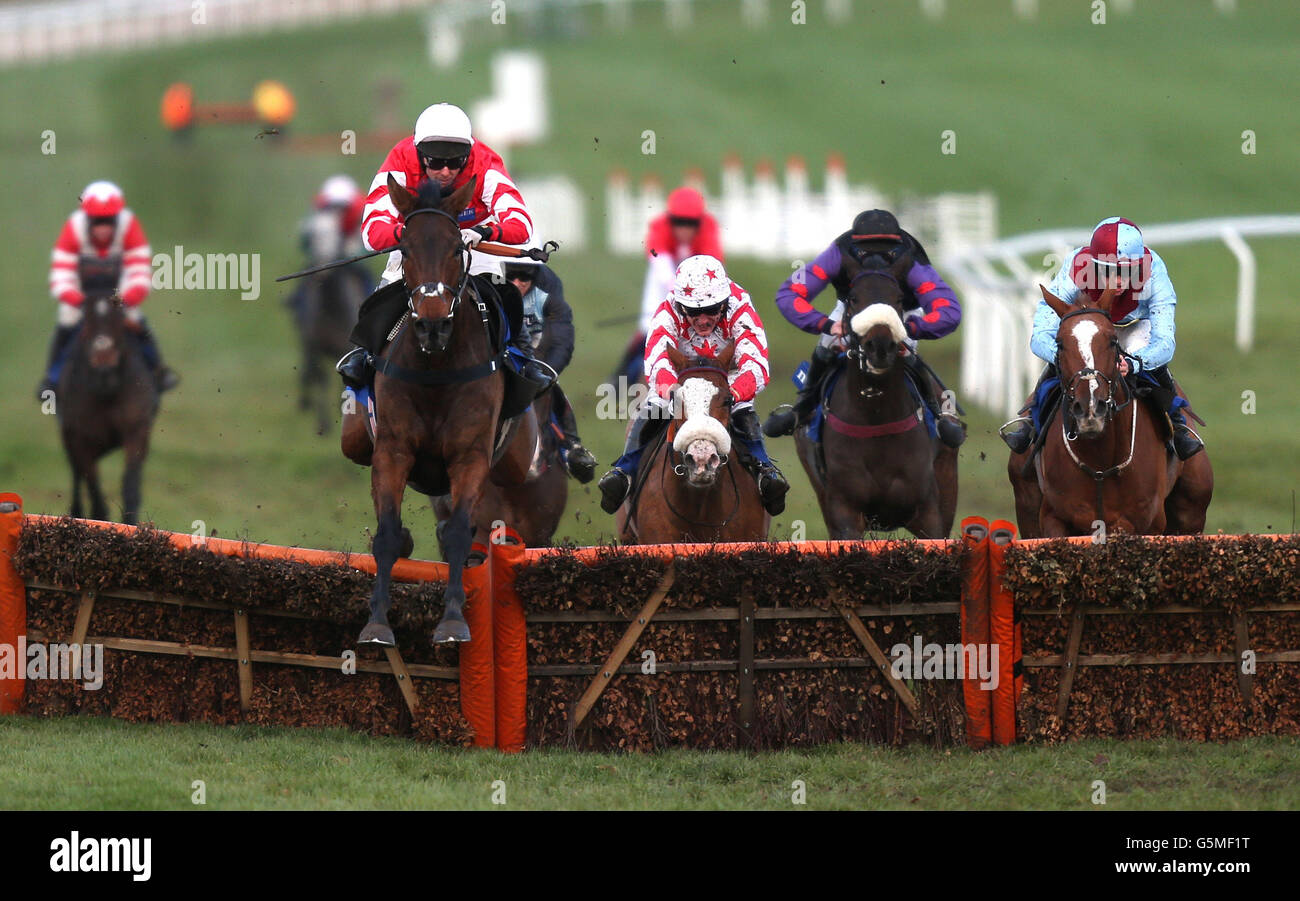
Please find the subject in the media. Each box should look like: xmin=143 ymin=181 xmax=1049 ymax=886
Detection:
xmin=671 ymin=377 xmax=732 ymax=487
xmin=1068 ymin=317 xmax=1107 ymax=434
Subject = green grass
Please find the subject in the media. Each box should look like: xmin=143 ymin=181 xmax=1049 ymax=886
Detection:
xmin=0 ymin=0 xmax=1296 ymax=547
xmin=1 ymin=715 xmax=1296 ymax=810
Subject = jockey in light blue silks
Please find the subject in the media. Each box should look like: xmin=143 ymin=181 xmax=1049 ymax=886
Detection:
xmin=1000 ymin=216 xmax=1205 ymax=460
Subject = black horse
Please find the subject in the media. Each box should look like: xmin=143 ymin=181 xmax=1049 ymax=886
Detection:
xmin=793 ymin=247 xmax=958 ymax=538
xmin=56 ymin=291 xmax=159 ymax=524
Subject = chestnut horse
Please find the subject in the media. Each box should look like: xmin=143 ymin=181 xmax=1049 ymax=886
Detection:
xmin=794 ymin=249 xmax=958 ymax=539
xmin=1007 ymin=285 xmax=1212 ymax=537
xmin=352 ymin=174 xmax=541 ymax=646
xmin=56 ymin=290 xmax=158 ymax=525
xmin=616 ymin=343 xmax=769 ymax=543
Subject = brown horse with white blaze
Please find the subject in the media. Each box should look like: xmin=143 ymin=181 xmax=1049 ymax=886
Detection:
xmin=617 ymin=342 xmax=769 ymax=543
xmin=1007 ymin=285 xmax=1212 ymax=537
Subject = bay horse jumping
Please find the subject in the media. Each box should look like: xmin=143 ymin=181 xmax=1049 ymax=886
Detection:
xmin=1008 ymin=285 xmax=1212 ymax=537
xmin=352 ymin=174 xmax=540 ymax=646
xmin=794 ymin=248 xmax=958 ymax=539
xmin=616 ymin=342 xmax=769 ymax=543
xmin=56 ymin=290 xmax=159 ymax=524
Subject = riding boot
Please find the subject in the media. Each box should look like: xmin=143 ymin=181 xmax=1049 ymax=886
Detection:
xmin=336 ymin=346 xmax=371 ymax=389
xmin=37 ymin=324 xmax=78 ymax=399
xmin=733 ymin=407 xmax=790 ymax=515
xmin=553 ymin=384 xmax=597 ymax=483
xmin=133 ymin=321 xmax=180 ymax=392
xmin=511 ymin=331 xmax=551 ymax=389
xmin=1149 ymin=365 xmax=1205 ymax=460
xmin=999 ymin=366 xmax=1054 ymax=453
xmin=904 ymin=353 xmax=964 ymax=448
xmin=597 ymin=401 xmax=669 ymax=513
xmin=763 ymin=343 xmax=838 ymax=437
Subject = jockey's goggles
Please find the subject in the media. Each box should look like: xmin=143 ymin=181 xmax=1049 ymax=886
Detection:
xmin=420 ymin=152 xmax=469 ymax=171
xmin=677 ymin=300 xmax=726 ymax=319
xmin=668 ymin=216 xmax=702 ymax=229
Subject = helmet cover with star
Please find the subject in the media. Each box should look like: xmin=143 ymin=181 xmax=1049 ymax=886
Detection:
xmin=672 ymin=254 xmax=730 ymax=310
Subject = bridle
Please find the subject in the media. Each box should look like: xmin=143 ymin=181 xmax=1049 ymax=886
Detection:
xmin=1053 ymin=306 xmax=1138 ymax=522
xmin=844 ymin=269 xmax=904 ymax=396
xmin=1055 ymin=306 xmax=1134 ymax=439
xmin=662 ymin=366 xmax=742 ymax=530
xmin=401 ymin=206 xmax=471 ymax=324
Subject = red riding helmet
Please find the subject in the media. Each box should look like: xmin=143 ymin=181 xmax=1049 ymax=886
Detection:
xmin=80 ymin=181 xmax=125 ymax=218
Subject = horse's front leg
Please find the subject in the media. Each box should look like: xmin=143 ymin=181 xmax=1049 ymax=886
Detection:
xmin=359 ymin=445 xmax=414 ymax=647
xmin=433 ymin=452 xmax=491 ymax=644
xmin=121 ymin=429 xmax=150 ymax=526
xmin=822 ymin=492 xmax=865 ymax=541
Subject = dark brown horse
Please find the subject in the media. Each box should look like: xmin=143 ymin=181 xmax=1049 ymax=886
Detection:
xmin=56 ymin=291 xmax=159 ymax=524
xmin=433 ymin=384 xmax=568 ymax=553
xmin=293 ymin=264 xmax=367 ymax=435
xmin=616 ymin=342 xmax=769 ymax=543
xmin=1008 ymin=285 xmax=1212 ymax=537
xmin=351 ymin=174 xmax=536 ymax=646
xmin=794 ymin=248 xmax=958 ymax=539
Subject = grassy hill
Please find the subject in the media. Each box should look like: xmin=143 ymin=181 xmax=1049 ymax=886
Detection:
xmin=0 ymin=0 xmax=1296 ymax=549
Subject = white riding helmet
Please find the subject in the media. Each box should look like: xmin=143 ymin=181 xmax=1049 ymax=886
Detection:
xmin=316 ymin=174 xmax=360 ymax=208
xmin=414 ymin=103 xmax=473 ymax=148
xmin=672 ymin=254 xmax=731 ymax=310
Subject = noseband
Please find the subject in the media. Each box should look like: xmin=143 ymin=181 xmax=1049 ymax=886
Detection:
xmin=844 ymin=269 xmax=904 ymax=394
xmin=1055 ymin=306 xmax=1133 ymax=438
xmin=402 ymin=206 xmax=471 ymax=320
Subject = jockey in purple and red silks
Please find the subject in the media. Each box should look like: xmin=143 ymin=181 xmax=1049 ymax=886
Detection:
xmin=762 ymin=208 xmax=966 ymax=447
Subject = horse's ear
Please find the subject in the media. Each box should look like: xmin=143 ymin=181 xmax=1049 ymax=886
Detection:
xmin=387 ymin=175 xmax=415 ymax=216
xmin=715 ymin=340 xmax=736 ymax=372
xmin=1096 ymin=286 xmax=1117 ymax=314
xmin=1038 ymin=284 xmax=1073 ymax=318
xmin=665 ymin=342 xmax=688 ymax=374
xmin=442 ymin=175 xmax=478 ymax=218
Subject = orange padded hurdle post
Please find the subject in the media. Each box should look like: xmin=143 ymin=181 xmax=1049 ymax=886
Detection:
xmin=0 ymin=494 xmax=25 ymax=714
xmin=959 ymin=516 xmax=991 ymax=750
xmin=458 ymin=543 xmax=495 ymax=748
xmin=490 ymin=532 xmax=528 ymax=753
xmin=988 ymin=520 xmax=1019 ymax=746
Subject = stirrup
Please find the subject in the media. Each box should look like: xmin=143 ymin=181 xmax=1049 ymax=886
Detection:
xmin=998 ymin=416 xmax=1034 ymax=452
xmin=762 ymin=404 xmax=798 ymax=438
xmin=597 ymin=469 xmax=631 ymax=513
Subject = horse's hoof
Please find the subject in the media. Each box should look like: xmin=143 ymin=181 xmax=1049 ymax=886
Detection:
xmin=432 ymin=614 xmax=471 ymax=644
xmin=398 ymin=527 xmax=414 ymax=559
xmin=357 ymin=623 xmax=396 ymax=647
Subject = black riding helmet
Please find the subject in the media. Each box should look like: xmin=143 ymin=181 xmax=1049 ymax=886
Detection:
xmin=837 ymin=209 xmax=931 ymax=267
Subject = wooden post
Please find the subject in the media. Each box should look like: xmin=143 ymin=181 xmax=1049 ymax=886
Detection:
xmin=1055 ymin=607 xmax=1086 ymax=722
xmin=233 ymin=608 xmax=252 ymax=712
xmin=838 ymin=605 xmax=919 ymax=716
xmin=71 ymin=590 xmax=97 ymax=680
xmin=1233 ymin=613 xmax=1254 ymax=708
xmin=737 ymin=596 xmax=756 ymax=745
xmin=383 ymin=646 xmax=420 ymax=716
xmin=569 ymin=562 xmax=675 ymax=733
